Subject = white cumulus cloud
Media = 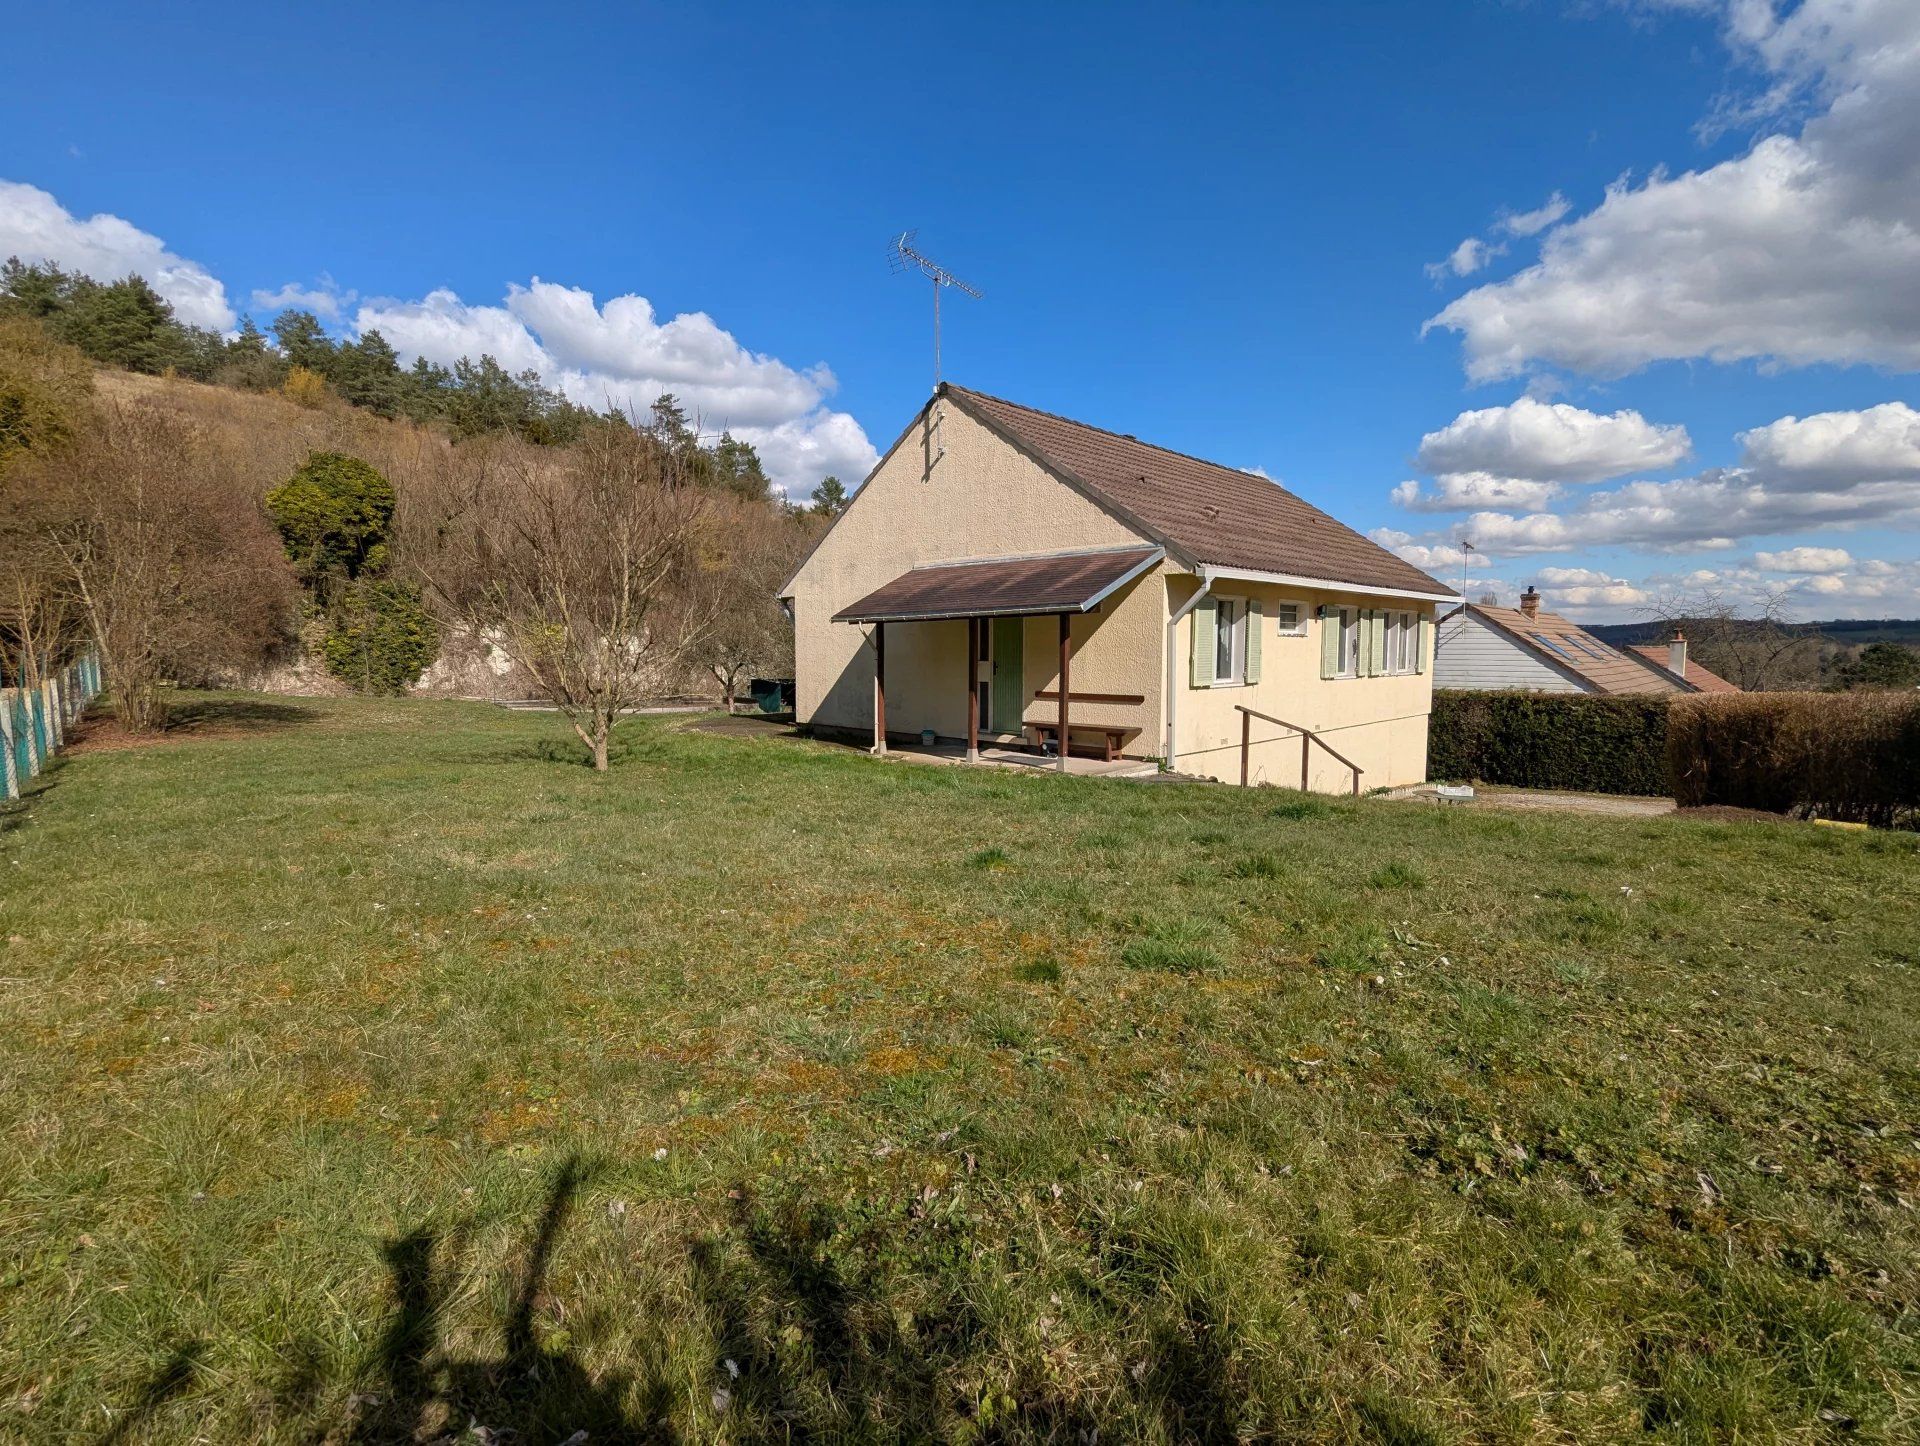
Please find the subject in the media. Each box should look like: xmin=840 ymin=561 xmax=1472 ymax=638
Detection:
xmin=1368 ymin=528 xmax=1491 ymax=576
xmin=1736 ymin=401 xmax=1920 ymax=486
xmin=355 ymin=280 xmax=877 ymax=498
xmin=1425 ymin=236 xmax=1502 ymax=280
xmin=1497 ymin=191 xmax=1571 ymax=237
xmin=1415 ymin=396 xmax=1692 ymax=483
xmin=0 ymin=178 xmax=235 ymax=330
xmin=1391 ymin=473 xmax=1562 ymax=513
xmin=1753 ymin=545 xmax=1853 ymax=573
xmin=1398 ymin=401 xmax=1920 ymax=557
xmin=251 ymin=276 xmax=357 ymax=321
xmin=1425 ymin=0 xmax=1920 ymax=380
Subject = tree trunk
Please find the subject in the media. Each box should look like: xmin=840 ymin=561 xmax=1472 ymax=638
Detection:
xmin=591 ymin=716 xmax=610 ymax=772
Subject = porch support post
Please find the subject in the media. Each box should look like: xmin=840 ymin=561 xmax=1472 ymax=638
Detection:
xmin=1057 ymin=612 xmax=1071 ymax=773
xmin=872 ymin=623 xmax=887 ymax=754
xmin=966 ymin=617 xmax=980 ymax=763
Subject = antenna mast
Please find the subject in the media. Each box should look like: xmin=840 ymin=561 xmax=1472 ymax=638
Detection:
xmin=888 ymin=230 xmax=982 ymax=386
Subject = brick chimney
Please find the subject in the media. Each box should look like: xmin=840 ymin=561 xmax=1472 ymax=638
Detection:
xmin=1667 ymin=627 xmax=1688 ymax=679
xmin=1519 ymin=586 xmax=1541 ymax=620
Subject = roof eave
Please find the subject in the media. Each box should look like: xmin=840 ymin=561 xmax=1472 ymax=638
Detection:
xmin=1201 ymin=563 xmax=1458 ymax=604
xmin=830 ymin=545 xmax=1166 ymax=625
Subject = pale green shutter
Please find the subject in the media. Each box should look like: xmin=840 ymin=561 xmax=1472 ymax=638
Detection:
xmin=1191 ymin=595 xmax=1217 ymax=687
xmin=1244 ymin=598 xmax=1263 ymax=684
xmin=1365 ymin=610 xmax=1386 ymax=677
xmin=1319 ymin=606 xmax=1340 ymax=679
xmin=1415 ymin=614 xmax=1429 ymax=674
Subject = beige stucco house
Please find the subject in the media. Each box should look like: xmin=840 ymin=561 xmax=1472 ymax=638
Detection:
xmin=780 ymin=385 xmax=1457 ymax=792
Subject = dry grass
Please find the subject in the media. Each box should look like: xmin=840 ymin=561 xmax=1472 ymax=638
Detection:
xmin=1 ymin=694 xmax=1916 ymax=1441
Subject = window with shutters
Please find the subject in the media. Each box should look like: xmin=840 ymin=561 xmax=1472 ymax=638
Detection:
xmin=1213 ymin=596 xmax=1247 ymax=685
xmin=1335 ymin=606 xmax=1360 ymax=677
xmin=1384 ymin=610 xmax=1418 ymax=673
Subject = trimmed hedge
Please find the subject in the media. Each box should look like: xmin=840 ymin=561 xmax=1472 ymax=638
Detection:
xmin=1429 ymin=690 xmax=1670 ymax=796
xmin=1670 ymin=691 xmax=1920 ymax=829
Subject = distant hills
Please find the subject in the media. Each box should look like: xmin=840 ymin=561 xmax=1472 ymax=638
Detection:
xmin=1585 ymin=618 xmax=1920 ymax=648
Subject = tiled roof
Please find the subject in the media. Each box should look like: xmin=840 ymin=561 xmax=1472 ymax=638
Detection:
xmin=833 ymin=546 xmax=1163 ymax=623
xmin=1629 ymin=646 xmax=1741 ymax=693
xmin=945 ymin=385 xmax=1450 ymax=598
xmin=1467 ymin=604 xmax=1690 ymax=695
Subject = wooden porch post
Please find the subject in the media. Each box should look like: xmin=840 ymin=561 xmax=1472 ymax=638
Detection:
xmin=872 ymin=622 xmax=887 ymax=754
xmin=1057 ymin=612 xmax=1071 ymax=773
xmin=966 ymin=617 xmax=980 ymax=762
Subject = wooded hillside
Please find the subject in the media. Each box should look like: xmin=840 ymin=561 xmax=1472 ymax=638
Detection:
xmin=2 ymin=283 xmax=842 ymax=742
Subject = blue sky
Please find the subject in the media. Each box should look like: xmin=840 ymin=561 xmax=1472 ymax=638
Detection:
xmin=4 ymin=1 xmax=1916 ymax=620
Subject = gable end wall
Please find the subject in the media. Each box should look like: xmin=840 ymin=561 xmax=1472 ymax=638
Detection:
xmin=786 ymin=404 xmax=1157 ymax=738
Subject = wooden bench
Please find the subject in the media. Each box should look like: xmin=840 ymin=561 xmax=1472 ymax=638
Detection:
xmin=1024 ymin=690 xmax=1146 ymax=763
xmin=1025 ymin=721 xmax=1141 ymax=762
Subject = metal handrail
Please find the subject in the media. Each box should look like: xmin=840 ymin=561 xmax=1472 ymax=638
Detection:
xmin=1233 ymin=704 xmax=1364 ymax=796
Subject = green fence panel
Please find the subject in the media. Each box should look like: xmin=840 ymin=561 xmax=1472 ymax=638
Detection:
xmin=1 ymin=690 xmax=17 ymax=800
xmin=26 ymin=689 xmax=41 ymax=777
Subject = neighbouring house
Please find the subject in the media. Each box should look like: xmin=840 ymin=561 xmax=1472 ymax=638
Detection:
xmin=1627 ymin=639 xmax=1742 ymax=693
xmin=1433 ymin=588 xmax=1740 ymax=694
xmin=779 ymin=384 xmax=1457 ymax=792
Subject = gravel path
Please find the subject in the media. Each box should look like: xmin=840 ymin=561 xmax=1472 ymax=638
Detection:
xmin=1387 ymin=782 xmax=1676 ymax=817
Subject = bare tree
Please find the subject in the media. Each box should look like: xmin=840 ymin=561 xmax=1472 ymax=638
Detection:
xmin=1641 ymin=587 xmax=1826 ymax=692
xmin=0 ymin=525 xmax=75 ymax=689
xmin=30 ymin=403 xmax=296 ymax=729
xmin=421 ymin=425 xmax=722 ymax=769
xmin=696 ymin=499 xmax=809 ymax=712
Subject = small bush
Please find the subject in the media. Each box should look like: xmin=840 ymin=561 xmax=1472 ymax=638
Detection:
xmin=1430 ymin=690 xmax=1669 ymax=796
xmin=1669 ymin=692 xmax=1920 ymax=829
xmin=266 ymin=452 xmax=397 ymax=590
xmin=322 ymin=579 xmax=439 ymax=695
xmin=282 ymin=365 xmax=329 ymax=409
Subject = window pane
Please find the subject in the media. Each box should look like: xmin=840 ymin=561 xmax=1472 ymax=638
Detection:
xmin=1217 ymin=601 xmax=1236 ymax=678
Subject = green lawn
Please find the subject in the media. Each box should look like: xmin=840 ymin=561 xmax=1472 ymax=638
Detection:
xmin=2 ymin=696 xmax=1916 ymax=1443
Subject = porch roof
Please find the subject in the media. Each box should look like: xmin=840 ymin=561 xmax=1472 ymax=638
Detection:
xmin=832 ymin=545 xmax=1163 ymax=624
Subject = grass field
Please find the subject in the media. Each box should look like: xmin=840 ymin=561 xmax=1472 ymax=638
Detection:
xmin=2 ymin=696 xmax=1916 ymax=1443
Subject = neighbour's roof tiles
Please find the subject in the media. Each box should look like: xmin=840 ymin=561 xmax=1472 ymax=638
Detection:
xmin=833 ymin=546 xmax=1163 ymax=623
xmin=943 ymin=385 xmax=1451 ymax=598
xmin=1466 ymin=604 xmax=1691 ymax=695
xmin=1629 ymin=646 xmax=1741 ymax=693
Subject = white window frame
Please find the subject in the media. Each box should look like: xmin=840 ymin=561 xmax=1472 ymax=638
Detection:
xmin=1212 ymin=594 xmax=1249 ymax=686
xmin=1273 ymin=599 xmax=1307 ymax=637
xmin=1385 ymin=610 xmax=1418 ymax=674
xmin=1335 ymin=605 xmax=1360 ymax=678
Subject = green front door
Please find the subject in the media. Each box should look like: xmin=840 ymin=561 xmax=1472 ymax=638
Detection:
xmin=991 ymin=617 xmax=1024 ymax=734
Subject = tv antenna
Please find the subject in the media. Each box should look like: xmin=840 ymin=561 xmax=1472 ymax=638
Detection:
xmin=889 ymin=230 xmax=981 ymax=386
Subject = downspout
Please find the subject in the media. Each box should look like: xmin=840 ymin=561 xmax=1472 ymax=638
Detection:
xmin=1163 ymin=569 xmax=1215 ymax=772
